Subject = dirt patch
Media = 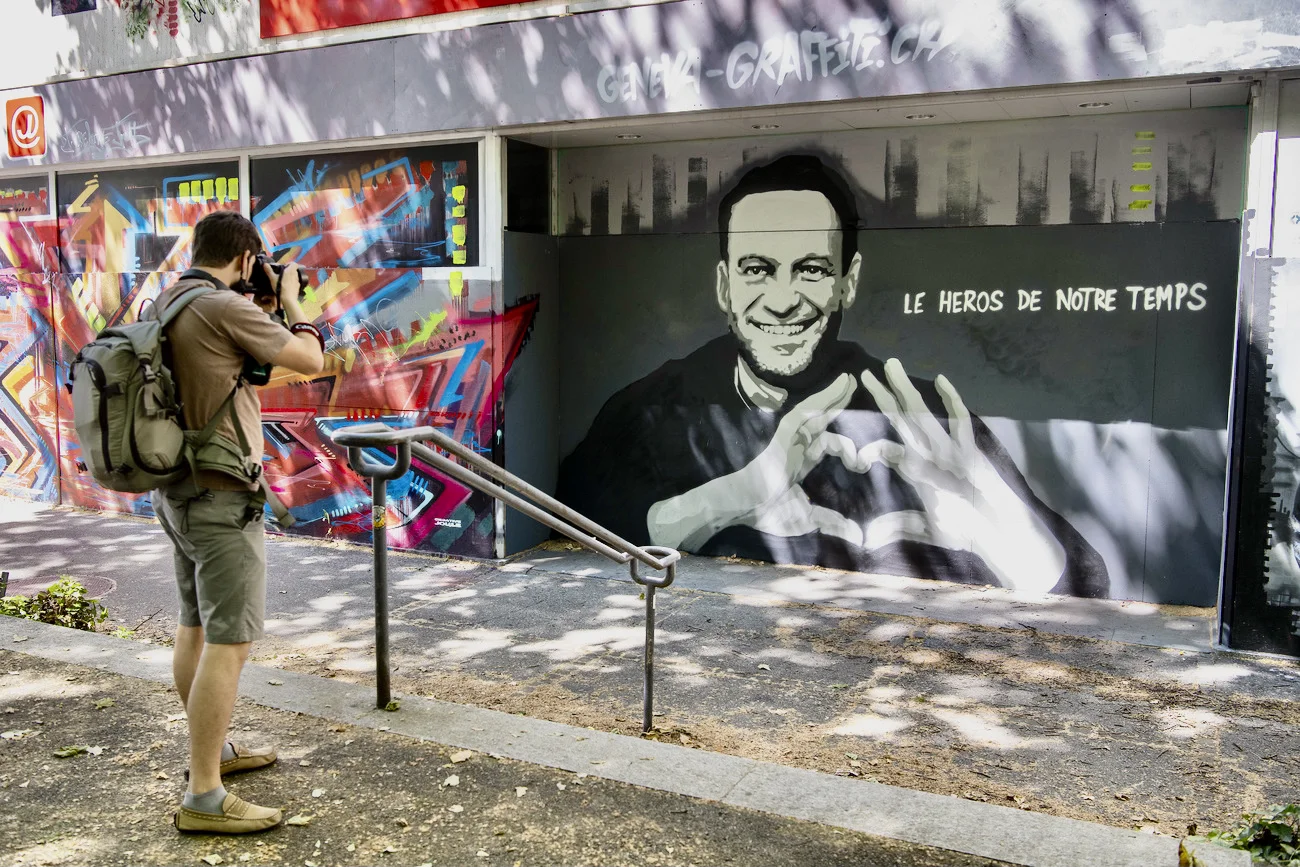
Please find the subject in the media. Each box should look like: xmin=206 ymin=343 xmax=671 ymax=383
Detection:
xmin=0 ymin=649 xmax=1003 ymax=867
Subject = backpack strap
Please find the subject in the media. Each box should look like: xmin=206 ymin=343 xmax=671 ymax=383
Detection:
xmin=156 ymin=280 xmax=216 ymax=328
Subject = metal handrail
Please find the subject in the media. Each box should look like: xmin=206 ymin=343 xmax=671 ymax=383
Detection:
xmin=327 ymin=422 xmax=680 ymax=732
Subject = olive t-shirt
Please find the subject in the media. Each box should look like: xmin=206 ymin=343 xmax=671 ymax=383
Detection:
xmin=156 ymin=272 xmax=292 ymax=491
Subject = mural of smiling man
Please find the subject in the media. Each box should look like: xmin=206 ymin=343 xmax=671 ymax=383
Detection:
xmin=558 ymin=154 xmax=1109 ymax=597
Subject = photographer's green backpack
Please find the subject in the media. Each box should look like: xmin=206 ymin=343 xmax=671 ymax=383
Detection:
xmin=68 ymin=281 xmax=218 ymax=493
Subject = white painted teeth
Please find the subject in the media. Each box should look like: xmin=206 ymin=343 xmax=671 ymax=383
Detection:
xmin=754 ymin=321 xmax=813 ymax=335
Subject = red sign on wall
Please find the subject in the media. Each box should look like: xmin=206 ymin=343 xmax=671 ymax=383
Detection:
xmin=6 ymin=97 xmax=46 ymax=160
xmin=260 ymin=0 xmax=530 ymax=38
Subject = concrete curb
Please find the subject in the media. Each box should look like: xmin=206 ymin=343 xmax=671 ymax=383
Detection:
xmin=1 ymin=616 xmax=1248 ymax=867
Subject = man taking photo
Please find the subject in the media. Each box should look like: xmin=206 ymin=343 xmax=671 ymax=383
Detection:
xmin=152 ymin=211 xmax=324 ymax=834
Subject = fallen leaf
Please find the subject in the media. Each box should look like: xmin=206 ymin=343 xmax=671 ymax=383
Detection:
xmin=448 ymin=805 xmax=464 ymax=813
xmin=94 ymin=698 xmax=115 ymax=710
xmin=267 ymin=680 xmax=284 ymax=686
xmin=346 ymin=843 xmax=356 ymax=852
xmin=443 ymin=775 xmax=459 ymax=787
xmin=285 ymin=814 xmax=314 ymax=826
xmin=305 ymin=861 xmax=319 ymax=867
xmin=384 ymin=700 xmax=401 ymax=712
xmin=845 ymin=753 xmax=859 ymax=760
xmin=18 ymin=781 xmax=29 ymax=788
xmin=757 ymin=663 xmax=770 ymax=671
xmin=200 ymin=856 xmax=224 ymax=866
xmin=450 ymin=750 xmax=473 ymax=763
xmin=1 ymin=730 xmax=36 ymax=740
xmin=311 ymin=788 xmax=325 ymax=798
xmin=53 ymin=745 xmax=88 ymax=758
xmin=515 ymin=786 xmax=527 ymax=798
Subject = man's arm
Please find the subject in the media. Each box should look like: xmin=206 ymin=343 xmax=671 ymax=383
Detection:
xmin=266 ymin=263 xmax=324 ymax=376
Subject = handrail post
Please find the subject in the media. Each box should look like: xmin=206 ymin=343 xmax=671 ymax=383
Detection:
xmin=373 ymin=475 xmax=391 ymax=709
xmin=345 ymin=442 xmax=411 ymax=710
xmin=330 ymin=425 xmax=682 ymax=724
xmin=629 ymin=546 xmax=678 ymax=733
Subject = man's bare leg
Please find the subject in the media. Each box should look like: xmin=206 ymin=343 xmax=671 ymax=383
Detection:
xmin=173 ymin=625 xmax=205 ymax=710
xmin=186 ymin=641 xmax=251 ymax=797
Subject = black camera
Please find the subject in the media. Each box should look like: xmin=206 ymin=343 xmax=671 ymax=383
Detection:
xmin=248 ymin=252 xmax=307 ymax=305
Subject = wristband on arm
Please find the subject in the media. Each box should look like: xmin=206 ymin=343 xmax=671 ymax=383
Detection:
xmin=289 ymin=321 xmax=325 ymax=352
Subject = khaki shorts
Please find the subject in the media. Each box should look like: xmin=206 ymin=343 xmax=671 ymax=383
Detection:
xmin=152 ymin=485 xmax=267 ymax=645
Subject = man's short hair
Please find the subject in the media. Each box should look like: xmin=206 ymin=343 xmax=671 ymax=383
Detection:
xmin=718 ymin=154 xmax=860 ymax=270
xmin=192 ymin=211 xmax=262 ymax=268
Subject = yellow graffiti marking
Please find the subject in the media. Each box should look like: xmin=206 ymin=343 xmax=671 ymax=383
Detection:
xmin=452 ymin=185 xmax=467 ymax=204
xmin=449 ymin=271 xmax=464 ymax=297
xmin=1135 ymin=131 xmax=1156 ymax=140
xmin=1131 ymin=146 xmax=1152 ymax=155
xmin=399 ymin=311 xmax=449 ymax=353
xmin=452 ymin=250 xmax=468 ymax=265
xmin=451 ymin=225 xmax=467 ymax=246
xmin=453 ymin=205 xmax=466 ymax=218
xmin=1130 ymin=184 xmax=1151 ymax=193
xmin=1132 ymin=162 xmax=1152 ymax=171
xmin=67 ymin=177 xmax=100 ymax=216
xmin=1127 ymin=200 xmax=1153 ymax=210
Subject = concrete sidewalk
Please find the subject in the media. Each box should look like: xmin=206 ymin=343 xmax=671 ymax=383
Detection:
xmin=2 ymin=498 xmax=1296 ymax=862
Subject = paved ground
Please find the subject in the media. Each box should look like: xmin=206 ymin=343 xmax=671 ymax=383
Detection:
xmin=0 ymin=498 xmax=1295 ymax=864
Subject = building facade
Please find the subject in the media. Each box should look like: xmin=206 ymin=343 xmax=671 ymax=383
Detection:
xmin=1 ymin=0 xmax=1298 ymax=656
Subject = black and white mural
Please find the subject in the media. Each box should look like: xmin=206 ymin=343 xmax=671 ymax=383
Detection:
xmin=555 ymin=109 xmax=1246 ymax=606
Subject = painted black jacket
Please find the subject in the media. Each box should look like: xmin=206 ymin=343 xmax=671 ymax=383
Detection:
xmin=557 ymin=336 xmax=1110 ymax=598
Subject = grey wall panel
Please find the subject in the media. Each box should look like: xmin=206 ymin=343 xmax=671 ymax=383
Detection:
xmin=504 ymin=231 xmax=560 ymax=555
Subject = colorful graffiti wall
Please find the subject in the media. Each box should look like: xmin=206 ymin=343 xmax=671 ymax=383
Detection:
xmin=0 ymin=177 xmax=58 ymax=503
xmin=260 ymin=0 xmax=531 ymax=37
xmin=0 ymin=142 xmax=535 ymax=558
xmin=247 ymin=142 xmax=528 ymax=558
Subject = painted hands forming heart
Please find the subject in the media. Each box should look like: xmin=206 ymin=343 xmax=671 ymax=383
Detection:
xmin=742 ymin=359 xmax=1065 ymax=593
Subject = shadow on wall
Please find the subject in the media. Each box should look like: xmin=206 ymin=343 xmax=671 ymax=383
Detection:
xmin=14 ymin=0 xmax=1293 ymax=168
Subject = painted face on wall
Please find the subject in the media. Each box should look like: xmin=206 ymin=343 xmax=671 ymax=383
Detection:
xmin=716 ymin=189 xmax=862 ymax=378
